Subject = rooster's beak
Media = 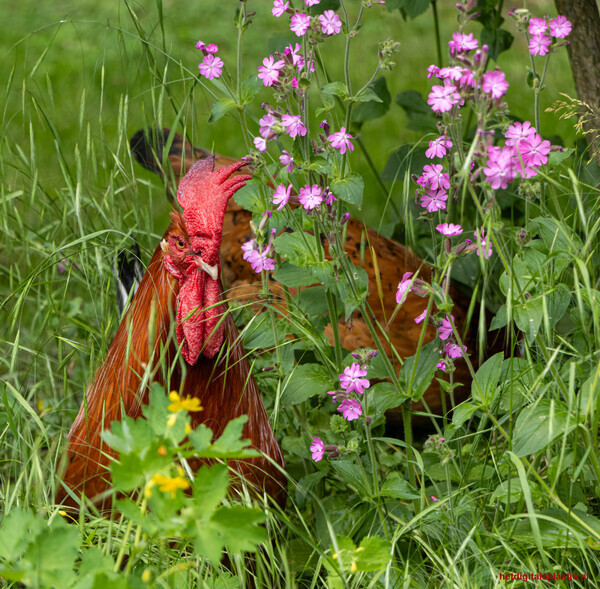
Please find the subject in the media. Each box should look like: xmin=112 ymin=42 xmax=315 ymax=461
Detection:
xmin=195 ymin=256 xmax=218 ymax=281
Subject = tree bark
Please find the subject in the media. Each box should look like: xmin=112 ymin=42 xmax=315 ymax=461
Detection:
xmin=554 ymin=0 xmax=600 ymax=162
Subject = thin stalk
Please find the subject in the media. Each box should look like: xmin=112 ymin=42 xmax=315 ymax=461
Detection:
xmin=431 ymin=0 xmax=443 ymax=67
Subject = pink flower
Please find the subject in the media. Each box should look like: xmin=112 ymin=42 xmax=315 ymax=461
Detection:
xmin=339 ymin=363 xmax=370 ymax=395
xmin=272 ymin=184 xmax=291 ymax=210
xmin=427 ymin=81 xmax=461 ymax=113
xmin=305 ymin=0 xmax=320 ymax=5
xmin=319 ymin=10 xmax=342 ymax=35
xmin=241 ymin=239 xmax=257 ymax=261
xmin=483 ymin=146 xmax=517 ymax=189
xmin=290 ymin=13 xmax=311 ymax=36
xmin=549 ymin=15 xmax=571 ymax=38
xmin=474 ymin=228 xmax=492 ymax=259
xmin=505 ymin=121 xmax=536 ymax=146
xmin=438 ymin=66 xmax=464 ymax=82
xmin=528 ymin=17 xmax=548 ymax=36
xmin=420 ymin=188 xmax=448 ymax=213
xmin=436 ymin=361 xmax=446 ymax=371
xmin=431 ymin=495 xmax=439 ymax=502
xmin=438 ymin=316 xmax=454 ymax=341
xmin=529 ymin=34 xmax=552 ymax=56
xmin=259 ymin=113 xmax=278 ymax=138
xmin=427 ymin=64 xmax=440 ymax=79
xmin=196 ymin=41 xmax=206 ymax=50
xmin=325 ymin=189 xmax=337 ymax=205
xmin=337 ymin=399 xmax=362 ymax=421
xmin=258 ymin=55 xmax=285 ymax=87
xmin=328 ymin=127 xmax=354 ymax=154
xmin=436 ymin=223 xmax=463 ymax=236
xmin=396 ymin=272 xmax=413 ymax=305
xmin=272 ymin=0 xmax=289 ymax=17
xmin=448 ymin=32 xmax=479 ymax=52
xmin=445 ymin=342 xmax=466 ymax=359
xmin=198 ymin=54 xmax=224 ymax=80
xmin=420 ymin=164 xmax=450 ymax=190
xmin=281 ymin=114 xmax=307 ymax=138
xmin=206 ymin=43 xmax=218 ymax=54
xmin=310 ymin=436 xmax=325 ymax=461
xmin=253 ymin=136 xmax=267 ymax=153
xmin=517 ymin=133 xmax=551 ymax=167
xmin=426 ymin=136 xmax=453 ymax=159
xmin=482 ymin=70 xmax=509 ymax=99
xmin=248 ymin=244 xmax=276 ymax=273
xmin=298 ymin=184 xmax=323 ymax=210
xmin=415 ymin=309 xmax=427 ymax=324
xmin=280 ymin=150 xmax=294 ymax=172
xmin=285 ymin=43 xmax=303 ymax=69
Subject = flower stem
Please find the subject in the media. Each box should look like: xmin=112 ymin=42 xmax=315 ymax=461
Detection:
xmin=431 ymin=0 xmax=443 ymax=67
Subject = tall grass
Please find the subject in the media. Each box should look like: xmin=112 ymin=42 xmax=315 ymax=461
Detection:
xmin=1 ymin=0 xmax=599 ymax=587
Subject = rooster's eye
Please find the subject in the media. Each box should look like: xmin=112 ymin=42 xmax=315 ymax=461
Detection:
xmin=177 ymin=240 xmax=185 ymax=250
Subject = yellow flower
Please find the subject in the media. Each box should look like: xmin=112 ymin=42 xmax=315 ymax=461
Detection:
xmin=151 ymin=473 xmax=190 ymax=498
xmin=185 ymin=423 xmax=192 ymax=435
xmin=350 ymin=561 xmax=357 ymax=573
xmin=168 ymin=391 xmax=203 ymax=413
xmin=167 ymin=413 xmax=177 ymax=428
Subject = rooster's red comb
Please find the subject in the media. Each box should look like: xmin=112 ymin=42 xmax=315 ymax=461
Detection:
xmin=176 ymin=156 xmax=252 ymax=237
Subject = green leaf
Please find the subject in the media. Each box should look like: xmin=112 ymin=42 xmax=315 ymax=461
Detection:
xmin=388 ymin=0 xmax=433 ymax=19
xmin=372 ymin=382 xmax=410 ymax=416
xmin=0 ymin=509 xmax=44 ymax=561
xmin=192 ymin=464 xmax=230 ymax=513
xmin=143 ymin=383 xmax=172 ymax=437
xmin=273 ymin=231 xmax=318 ymax=267
xmin=480 ymin=27 xmax=514 ymax=61
xmin=206 ymin=415 xmax=258 ymax=458
xmin=101 ymin=416 xmax=152 ymax=455
xmin=304 ymin=156 xmax=331 ymax=174
xmin=529 ymin=216 xmax=583 ymax=254
xmin=281 ymin=363 xmax=333 ymax=405
xmin=381 ymin=144 xmax=428 ymax=182
xmin=399 ymin=340 xmax=439 ymax=401
xmin=353 ymin=87 xmax=382 ymax=103
xmin=395 ymin=90 xmax=430 ymax=115
xmin=471 ymin=352 xmax=504 ymax=406
xmin=352 ymin=77 xmax=391 ymax=124
xmin=241 ymin=75 xmax=262 ymax=105
xmin=378 ymin=472 xmax=420 ymax=500
xmin=512 ymin=399 xmax=575 ymax=457
xmin=233 ymin=182 xmax=264 ymax=213
xmin=194 ymin=506 xmax=267 ymax=564
xmin=335 ymin=264 xmax=369 ymax=318
xmin=545 ymin=284 xmax=571 ymax=329
xmin=273 ymin=261 xmax=315 ymax=287
xmin=548 ymin=147 xmax=574 ymax=167
xmin=330 ymin=173 xmax=364 ymax=209
xmin=354 ymin=536 xmax=392 ymax=572
xmin=514 ymin=296 xmax=543 ymax=343
xmin=490 ymin=304 xmax=507 ymax=331
xmin=189 ymin=424 xmax=213 ymax=453
xmin=320 ymin=82 xmax=349 ymax=100
xmin=23 ymin=518 xmax=79 ymax=588
xmin=452 ymin=401 xmax=480 ymax=427
xmin=208 ymin=98 xmax=237 ymax=123
xmin=331 ymin=460 xmax=370 ymax=498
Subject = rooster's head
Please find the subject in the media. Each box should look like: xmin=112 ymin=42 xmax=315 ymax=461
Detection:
xmin=160 ymin=156 xmax=252 ymax=364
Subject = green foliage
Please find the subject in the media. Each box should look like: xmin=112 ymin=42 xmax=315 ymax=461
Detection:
xmin=1 ymin=0 xmax=599 ymax=587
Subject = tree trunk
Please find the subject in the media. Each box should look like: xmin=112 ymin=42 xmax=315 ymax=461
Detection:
xmin=554 ymin=0 xmax=600 ymax=162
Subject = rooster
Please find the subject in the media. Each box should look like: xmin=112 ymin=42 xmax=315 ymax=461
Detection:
xmin=56 ymin=156 xmax=286 ymax=509
xmin=129 ymin=128 xmax=482 ymax=425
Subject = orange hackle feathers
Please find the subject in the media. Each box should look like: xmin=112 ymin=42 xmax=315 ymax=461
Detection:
xmin=56 ymin=163 xmax=285 ymax=510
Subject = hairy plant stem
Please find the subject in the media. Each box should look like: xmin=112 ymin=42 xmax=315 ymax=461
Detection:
xmin=431 ymin=0 xmax=443 ymax=67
